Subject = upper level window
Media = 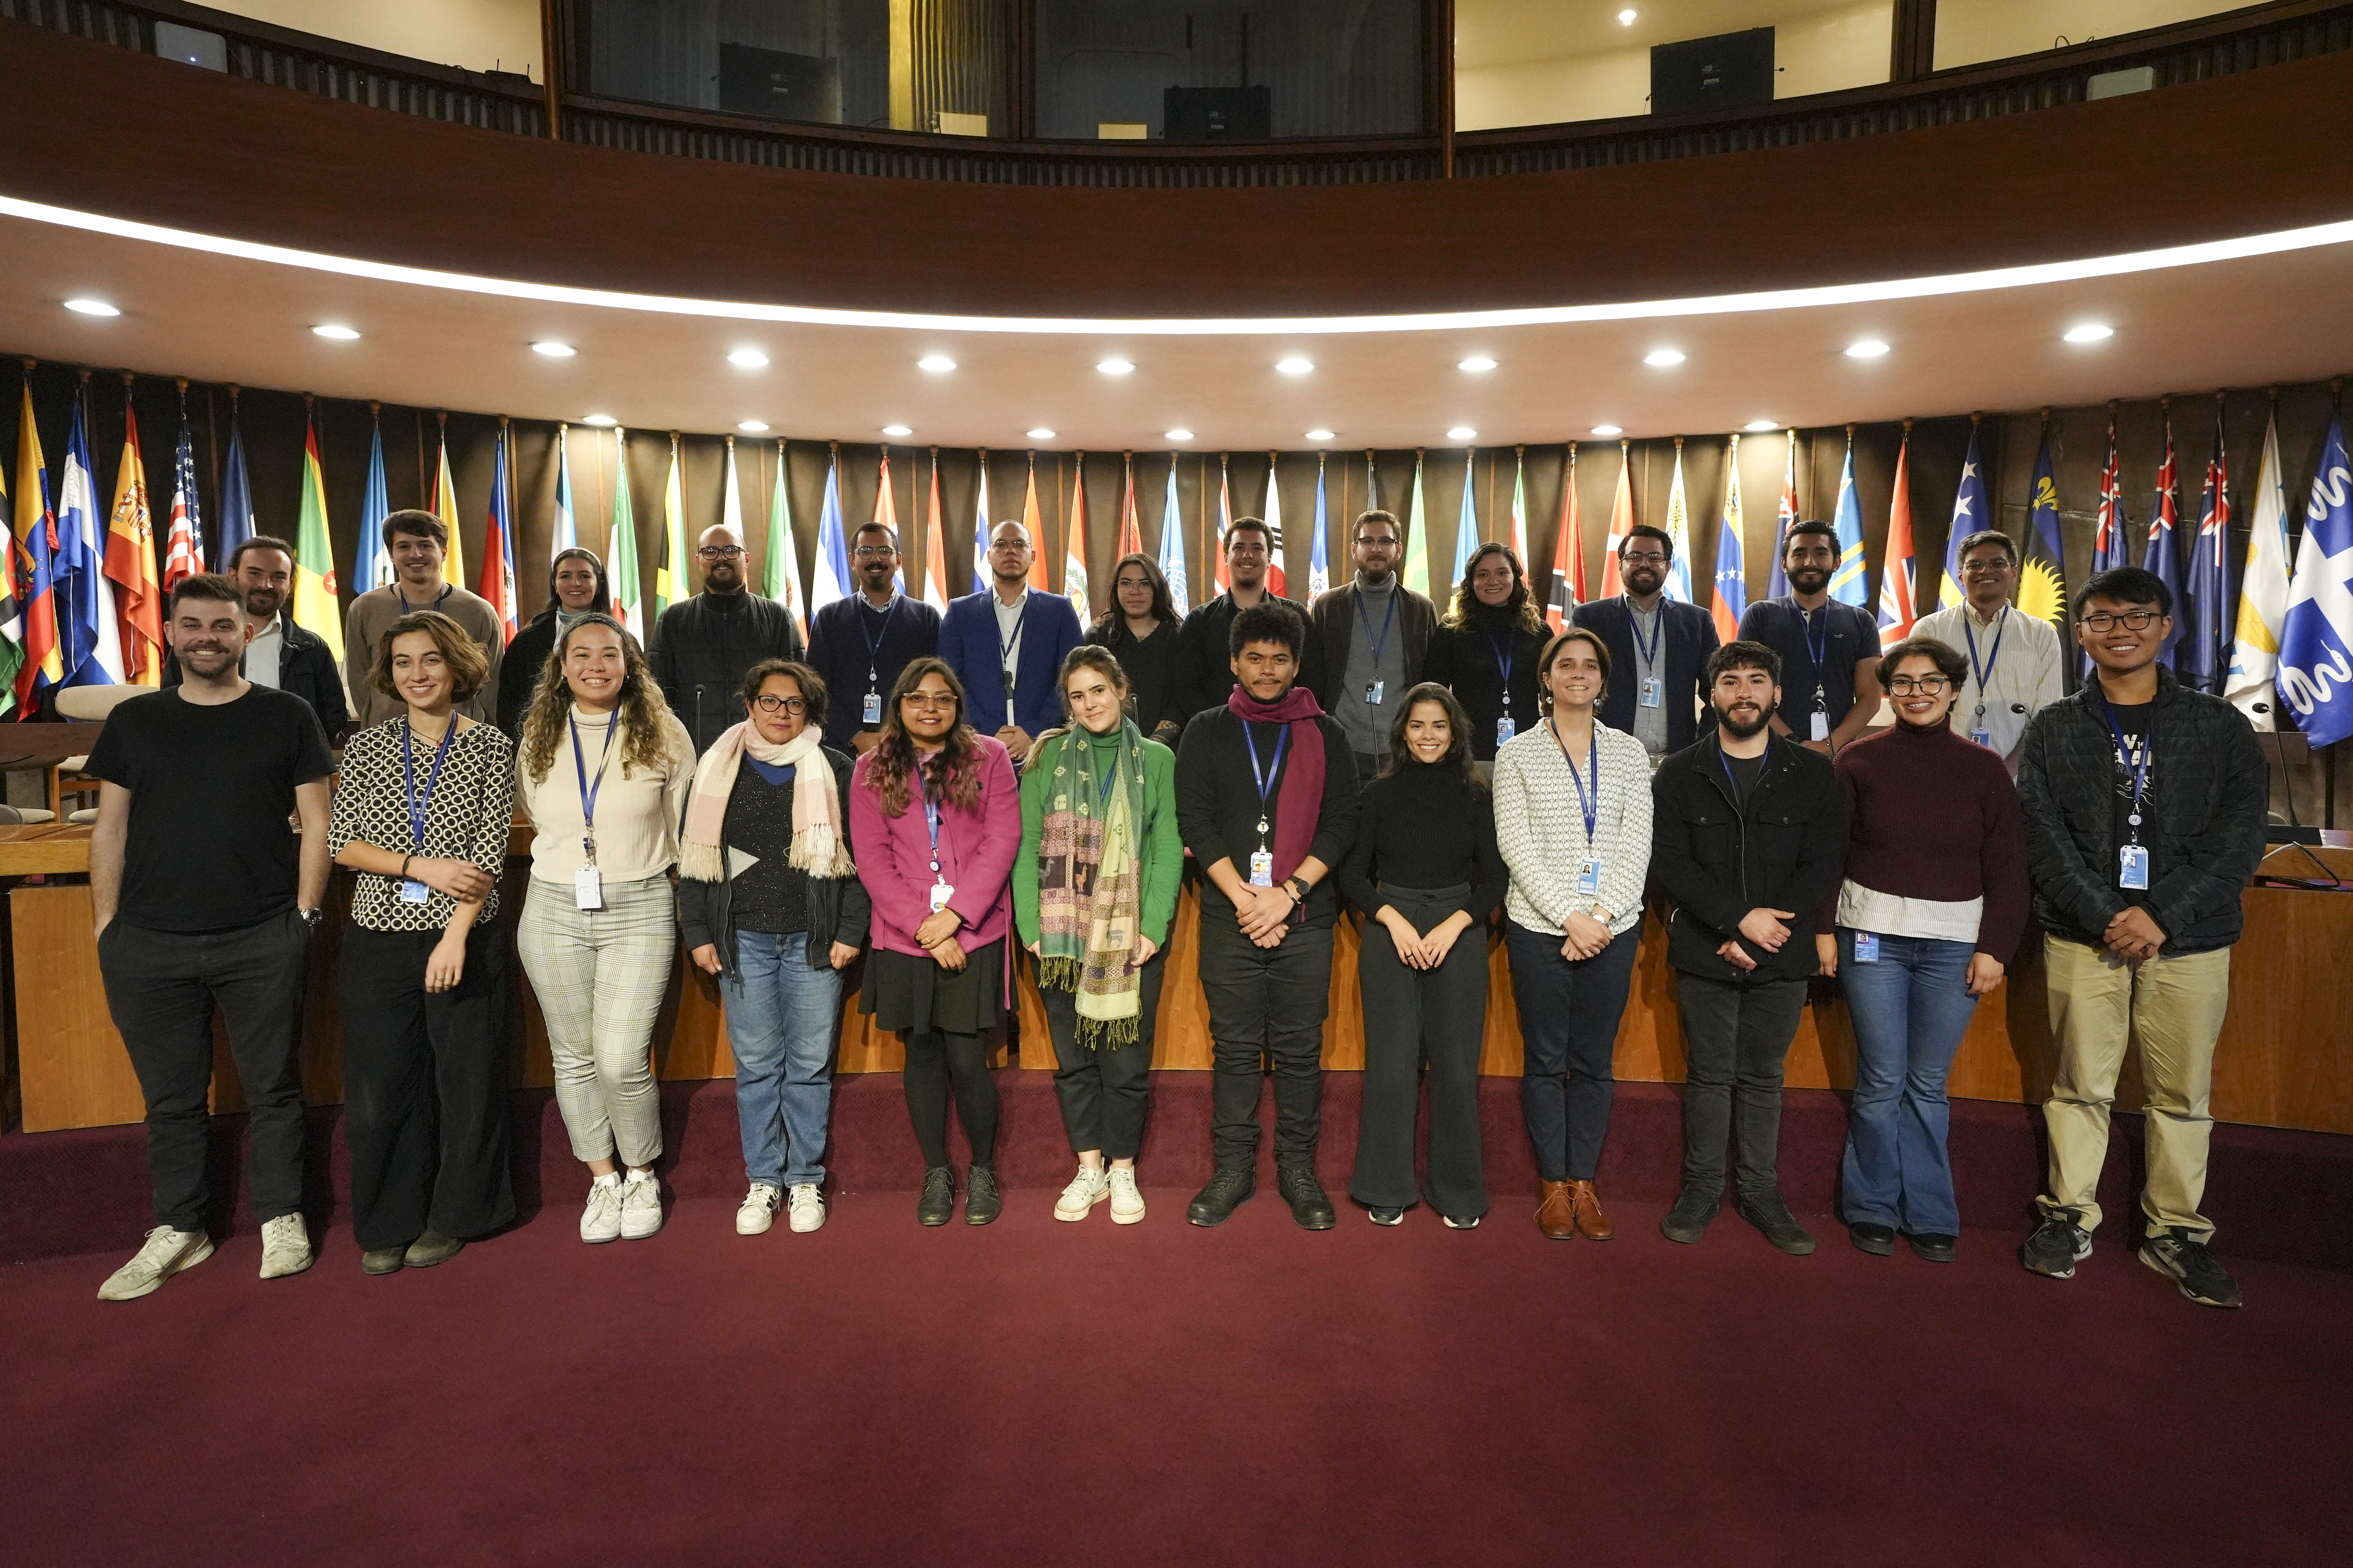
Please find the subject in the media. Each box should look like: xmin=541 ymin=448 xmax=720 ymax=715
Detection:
xmin=1933 ymin=1 xmax=2254 ymax=70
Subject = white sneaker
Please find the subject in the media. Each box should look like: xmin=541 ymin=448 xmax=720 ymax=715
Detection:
xmin=258 ymin=1214 xmax=313 ymax=1280
xmin=737 ymin=1182 xmax=783 ymax=1236
xmin=96 ymin=1226 xmax=213 ymax=1301
xmin=787 ymin=1184 xmax=826 ymax=1233
xmin=1108 ymin=1166 xmax=1147 ymax=1225
xmin=581 ymin=1173 xmax=624 ymax=1243
xmin=1054 ymin=1165 xmax=1111 ymax=1222
xmin=620 ymin=1170 xmax=665 ymax=1239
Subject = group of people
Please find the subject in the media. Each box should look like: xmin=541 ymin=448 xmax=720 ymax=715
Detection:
xmin=86 ymin=501 xmax=2266 ymax=1315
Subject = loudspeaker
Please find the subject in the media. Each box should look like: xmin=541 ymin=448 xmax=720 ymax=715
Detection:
xmin=1163 ymin=85 xmax=1271 ymax=141
xmin=718 ymin=43 xmax=841 ymax=124
xmin=1650 ymin=28 xmax=1774 ymax=117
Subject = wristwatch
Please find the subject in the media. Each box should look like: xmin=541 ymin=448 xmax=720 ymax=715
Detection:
xmin=298 ymin=907 xmax=324 ymax=930
xmin=1283 ymin=876 xmax=1309 ymax=906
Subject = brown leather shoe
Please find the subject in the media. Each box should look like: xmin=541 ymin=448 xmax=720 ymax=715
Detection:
xmin=1536 ymin=1179 xmax=1578 ymax=1239
xmin=1568 ymin=1179 xmax=1614 ymax=1240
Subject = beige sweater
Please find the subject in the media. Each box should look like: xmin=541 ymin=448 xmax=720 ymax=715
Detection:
xmin=515 ymin=705 xmax=697 ymax=884
xmin=345 ymin=583 xmax=509 ymax=727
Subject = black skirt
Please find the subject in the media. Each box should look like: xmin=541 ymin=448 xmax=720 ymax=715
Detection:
xmin=861 ymin=939 xmax=1008 ymax=1037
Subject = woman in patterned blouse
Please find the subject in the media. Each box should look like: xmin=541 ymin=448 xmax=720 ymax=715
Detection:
xmin=327 ymin=610 xmax=517 ymax=1276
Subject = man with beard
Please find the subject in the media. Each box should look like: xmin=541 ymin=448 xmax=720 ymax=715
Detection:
xmin=806 ymin=520 xmax=940 ymax=753
xmin=1737 ymin=519 xmax=1882 ymax=755
xmin=1648 ymin=642 xmax=1843 ymax=1255
xmin=1309 ymin=510 xmax=1437 ymax=785
xmin=345 ymin=510 xmax=507 ymax=728
xmin=87 ymin=574 xmax=335 ymax=1300
xmin=164 ymin=535 xmax=348 ymax=738
xmin=940 ymin=519 xmax=1082 ymax=764
xmin=1573 ymin=523 xmax=1719 ymax=764
xmin=1179 ymin=516 xmax=1322 ymax=719
xmin=648 ymin=521 xmax=808 ymax=754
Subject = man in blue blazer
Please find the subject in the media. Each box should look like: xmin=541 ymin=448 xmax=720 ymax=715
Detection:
xmin=939 ymin=519 xmax=1082 ymax=764
xmin=1571 ymin=524 xmax=1720 ymax=760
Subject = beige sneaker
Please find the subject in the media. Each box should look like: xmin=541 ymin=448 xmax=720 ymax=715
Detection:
xmin=619 ymin=1170 xmax=665 ymax=1240
xmin=97 ymin=1226 xmax=213 ymax=1301
xmin=258 ymin=1214 xmax=313 ymax=1280
xmin=787 ymin=1184 xmax=826 ymax=1233
xmin=1054 ymin=1165 xmax=1111 ymax=1222
xmin=1107 ymin=1166 xmax=1147 ymax=1225
xmin=581 ymin=1173 xmax=624 ymax=1243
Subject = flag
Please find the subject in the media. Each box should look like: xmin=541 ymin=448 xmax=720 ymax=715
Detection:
xmin=2020 ymin=424 xmax=2069 ymax=635
xmin=105 ymin=393 xmax=163 ymax=685
xmin=970 ymin=453 xmax=991 ymax=595
xmin=761 ymin=441 xmax=807 ymax=636
xmin=608 ymin=429 xmax=644 ymax=634
xmin=1508 ymin=447 xmax=1529 ymax=565
xmin=1599 ymin=441 xmax=1633 ymax=598
xmin=1662 ymin=442 xmax=1694 ymax=601
xmin=813 ymin=447 xmax=852 ymax=614
xmin=2228 ymin=410 xmax=2291 ymax=728
xmin=1548 ymin=444 xmax=1582 ymax=632
xmin=723 ymin=435 xmax=746 ymax=556
xmin=1450 ymin=447 xmax=1478 ymax=595
xmin=1877 ymin=430 xmax=1917 ymax=649
xmin=1260 ymin=453 xmax=1287 ymax=597
xmin=876 ymin=451 xmax=907 ymax=595
xmin=1157 ymin=456 xmax=1190 ymax=615
xmin=361 ymin=413 xmax=391 ymax=591
xmin=1023 ymin=456 xmax=1047 ymax=590
xmin=1940 ymin=422 xmax=1989 ymax=610
xmin=1063 ymin=451 xmax=1090 ymax=617
xmin=2182 ymin=404 xmax=2234 ymax=695
xmin=294 ymin=413 xmax=348 ymax=659
xmin=0 ymin=438 xmax=15 ymax=712
xmin=1711 ymin=434 xmax=1747 ymax=644
xmin=2276 ymin=413 xmax=2353 ymax=747
xmin=921 ymin=451 xmax=951 ymax=614
xmin=58 ymin=390 xmax=126 ymax=687
xmin=1403 ymin=451 xmax=1431 ymax=597
xmin=476 ymin=420 xmax=518 ymax=644
xmin=1310 ymin=451 xmax=1331 ymax=599
xmin=2144 ymin=414 xmax=2187 ymax=667
xmin=431 ymin=422 xmax=465 ymax=588
xmin=218 ymin=395 xmax=255 ymax=573
xmin=1767 ymin=431 xmax=1798 ymax=598
xmin=1365 ymin=451 xmax=1381 ymax=515
xmin=1212 ymin=455 xmax=1234 ymax=594
xmin=11 ymin=378 xmax=61 ymax=711
xmin=162 ymin=393 xmax=206 ymax=594
xmin=1828 ymin=434 xmax=1868 ymax=607
xmin=552 ymin=424 xmax=578 ymax=558
xmin=1117 ymin=453 xmax=1142 ymax=558
xmin=2091 ymin=417 xmax=2126 ymax=576
xmin=655 ymin=433 xmax=686 ymax=616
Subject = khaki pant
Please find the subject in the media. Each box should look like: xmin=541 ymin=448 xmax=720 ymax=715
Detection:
xmin=2038 ymin=936 xmax=2231 ymax=1239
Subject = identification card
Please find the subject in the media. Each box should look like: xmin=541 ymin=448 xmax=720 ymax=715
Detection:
xmin=2119 ymin=844 xmax=2150 ymax=891
xmin=1853 ymin=931 xmax=1880 ymax=964
xmin=399 ymin=877 xmax=432 ymax=904
xmin=1364 ymin=680 xmax=1385 ymax=706
xmin=573 ymin=865 xmax=604 ymax=911
xmin=1969 ymin=729 xmax=1993 ymax=749
xmin=1496 ymin=717 xmax=1517 ymax=746
xmin=1809 ymin=710 xmax=1830 ymax=743
xmin=1248 ymin=850 xmax=1276 ymax=888
xmin=863 ymin=691 xmax=882 ymax=725
xmin=1639 ymin=677 xmax=1662 ymax=709
xmin=930 ymin=881 xmax=956 ymax=913
xmin=1574 ymin=857 xmax=1604 ymax=898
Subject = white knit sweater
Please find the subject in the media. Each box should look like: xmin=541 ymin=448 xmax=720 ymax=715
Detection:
xmin=1492 ymin=717 xmax=1654 ymax=938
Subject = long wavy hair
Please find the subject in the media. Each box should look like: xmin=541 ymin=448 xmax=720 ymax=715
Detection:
xmin=519 ymin=614 xmax=675 ymax=784
xmin=1088 ymin=552 xmax=1177 ymax=641
xmin=862 ymin=656 xmax=984 ymax=818
xmin=1382 ymin=681 xmax=1481 ymax=789
xmin=1443 ymin=542 xmax=1548 ymax=639
xmin=542 ymin=546 xmax=611 ymax=616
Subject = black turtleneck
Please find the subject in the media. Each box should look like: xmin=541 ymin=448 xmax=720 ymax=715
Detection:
xmin=1336 ymin=759 xmax=1506 ymax=922
xmin=1426 ymin=608 xmax=1549 ymax=760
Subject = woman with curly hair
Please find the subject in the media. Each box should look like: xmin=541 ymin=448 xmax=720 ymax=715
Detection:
xmin=514 ymin=614 xmax=697 ymax=1245
xmin=1425 ymin=542 xmax=1549 ymax=772
xmin=851 ymin=657 xmax=1021 ymax=1226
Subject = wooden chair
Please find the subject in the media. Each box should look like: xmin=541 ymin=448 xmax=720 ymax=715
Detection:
xmin=46 ymin=687 xmax=144 ymax=819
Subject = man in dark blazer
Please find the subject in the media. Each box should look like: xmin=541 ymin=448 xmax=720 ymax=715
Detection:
xmin=1573 ymin=523 xmax=1718 ymax=760
xmin=938 ymin=519 xmax=1082 ymax=765
xmin=806 ymin=519 xmax=941 ymax=753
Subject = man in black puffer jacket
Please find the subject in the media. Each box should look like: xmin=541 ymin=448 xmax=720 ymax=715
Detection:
xmin=648 ymin=522 xmax=805 ymax=755
xmin=2015 ymin=567 xmax=2265 ymax=1310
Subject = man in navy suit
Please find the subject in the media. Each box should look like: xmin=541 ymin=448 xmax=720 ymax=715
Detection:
xmin=1572 ymin=524 xmax=1720 ymax=761
xmin=938 ymin=519 xmax=1082 ymax=765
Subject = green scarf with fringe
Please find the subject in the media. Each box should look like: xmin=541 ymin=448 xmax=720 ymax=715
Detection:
xmin=1033 ymin=719 xmax=1148 ymax=1050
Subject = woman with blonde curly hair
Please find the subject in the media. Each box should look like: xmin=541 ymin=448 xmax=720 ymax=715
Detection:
xmin=514 ymin=614 xmax=697 ymax=1245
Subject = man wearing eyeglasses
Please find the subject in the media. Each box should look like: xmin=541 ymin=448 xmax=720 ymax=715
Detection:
xmin=939 ymin=519 xmax=1082 ymax=764
xmin=805 ymin=521 xmax=940 ymax=755
xmin=647 ymin=522 xmax=807 ymax=754
xmin=2015 ymin=567 xmax=2265 ymax=1309
xmin=1911 ymin=530 xmax=2064 ymax=776
xmin=1573 ymin=523 xmax=1720 ymax=764
xmin=1307 ymin=510 xmax=1437 ymax=786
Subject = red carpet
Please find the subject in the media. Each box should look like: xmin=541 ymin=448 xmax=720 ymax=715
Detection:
xmin=5 ymin=1186 xmax=2350 ymax=1567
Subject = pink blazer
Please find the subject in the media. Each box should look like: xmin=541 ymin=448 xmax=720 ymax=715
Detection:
xmin=850 ymin=735 xmax=1021 ymax=960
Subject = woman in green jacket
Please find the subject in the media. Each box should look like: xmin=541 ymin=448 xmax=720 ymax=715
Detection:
xmin=1015 ymin=644 xmax=1184 ymax=1225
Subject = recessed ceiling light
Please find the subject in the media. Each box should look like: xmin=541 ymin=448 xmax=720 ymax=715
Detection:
xmin=1619 ymin=9 xmax=1638 ymax=25
xmin=1591 ymin=425 xmax=1624 ymax=437
xmin=1276 ymin=356 xmax=1314 ymax=375
xmin=1845 ymin=338 xmax=1891 ymax=359
xmin=582 ymin=414 xmax=617 ymax=427
xmin=1644 ymin=348 xmax=1686 ymax=367
xmin=1458 ymin=355 xmax=1497 ymax=372
xmin=2064 ymin=323 xmax=2114 ymax=343
xmin=311 ymin=324 xmax=360 ymax=341
xmin=63 ymin=298 xmax=118 ymax=316
xmin=1305 ymin=429 xmax=1336 ymax=443
xmin=532 ymin=341 xmax=576 ymax=358
xmin=1097 ymin=358 xmax=1135 ymax=375
xmin=1447 ymin=427 xmax=1478 ymax=441
xmin=918 ymin=354 xmax=956 ymax=372
xmin=1744 ymin=419 xmax=1779 ymax=432
xmin=1027 ymin=428 xmax=1057 ymax=441
xmin=882 ymin=424 xmax=913 ymax=437
xmin=738 ymin=420 xmax=769 ymax=433
xmin=1165 ymin=429 xmax=1194 ymax=441
xmin=728 ymin=348 xmax=769 ymax=367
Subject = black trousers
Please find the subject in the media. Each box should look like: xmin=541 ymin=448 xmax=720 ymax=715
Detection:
xmin=1037 ymin=951 xmax=1163 ymax=1161
xmin=1675 ymin=972 xmax=1810 ymax=1198
xmin=903 ymin=1030 xmax=999 ymax=1167
xmin=1196 ymin=907 xmax=1334 ymax=1167
xmin=339 ymin=921 xmax=516 ymax=1251
xmin=96 ymin=909 xmax=312 ymax=1232
xmin=1507 ymin=919 xmax=1642 ymax=1183
xmin=1351 ymin=889 xmax=1489 ymax=1216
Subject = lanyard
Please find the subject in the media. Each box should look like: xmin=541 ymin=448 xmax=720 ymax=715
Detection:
xmin=1356 ymin=589 xmax=1397 ymax=665
xmin=861 ymin=595 xmax=901 ymax=682
xmin=1626 ymin=597 xmax=1663 ymax=669
xmin=1800 ymin=605 xmax=1830 ymax=674
xmin=1962 ymin=607 xmax=2007 ymax=714
xmin=1242 ymin=720 xmax=1290 ymax=844
xmin=2100 ymin=702 xmax=2155 ymax=840
xmin=398 ymin=584 xmax=454 ymax=617
xmin=569 ymin=712 xmax=618 ymax=861
xmin=1547 ymin=718 xmax=1600 ymax=845
xmin=1083 ymin=738 xmax=1121 ymax=812
xmin=401 ymin=717 xmax=458 ymax=855
xmin=913 ymin=765 xmax=946 ymax=874
xmin=1487 ymin=630 xmax=1516 ymax=692
xmin=1717 ymin=747 xmax=1754 ymax=810
xmin=996 ymin=595 xmax=1024 ymax=683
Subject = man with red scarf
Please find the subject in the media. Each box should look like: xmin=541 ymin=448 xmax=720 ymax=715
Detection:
xmin=1174 ymin=603 xmax=1361 ymax=1229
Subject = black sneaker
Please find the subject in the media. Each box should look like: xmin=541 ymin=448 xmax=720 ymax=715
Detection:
xmin=1277 ymin=1161 xmax=1337 ymax=1231
xmin=1366 ymin=1206 xmax=1405 ymax=1227
xmin=2141 ymin=1227 xmax=2243 ymax=1308
xmin=964 ymin=1164 xmax=1001 ymax=1227
xmin=2020 ymin=1208 xmax=2092 ymax=1278
xmin=1186 ymin=1167 xmax=1256 ymax=1227
xmin=1736 ymin=1191 xmax=1816 ymax=1255
xmin=1848 ymin=1222 xmax=1897 ymax=1257
xmin=916 ymin=1165 xmax=956 ymax=1227
xmin=1440 ymin=1213 xmax=1481 ymax=1231
xmin=1906 ymin=1232 xmax=1957 ymax=1264
xmin=1661 ymin=1187 xmax=1720 ymax=1244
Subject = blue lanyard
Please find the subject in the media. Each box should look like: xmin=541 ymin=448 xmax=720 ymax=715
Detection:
xmin=861 ymin=595 xmax=901 ymax=682
xmin=1717 ymin=746 xmax=1753 ymax=809
xmin=1242 ymin=721 xmax=1290 ymax=839
xmin=2099 ymin=701 xmax=2154 ymax=841
xmin=1962 ymin=607 xmax=2007 ymax=699
xmin=996 ymin=595 xmax=1025 ymax=678
xmin=1626 ymin=597 xmax=1663 ymax=668
xmin=1800 ymin=604 xmax=1830 ymax=674
xmin=1486 ymin=630 xmax=1516 ymax=686
xmin=1083 ymin=738 xmax=1121 ymax=812
xmin=569 ymin=713 xmax=618 ymax=860
xmin=913 ymin=765 xmax=946 ymax=873
xmin=1356 ymin=590 xmax=1397 ymax=664
xmin=1547 ymin=718 xmax=1600 ymax=845
xmin=398 ymin=584 xmax=454 ymax=616
xmin=401 ymin=717 xmax=458 ymax=855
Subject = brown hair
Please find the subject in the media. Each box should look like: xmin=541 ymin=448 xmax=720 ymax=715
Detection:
xmin=862 ymin=657 xmax=984 ymax=818
xmin=1536 ymin=627 xmax=1612 ymax=714
xmin=371 ymin=610 xmax=491 ymax=704
xmin=739 ymin=658 xmax=827 ymax=728
xmin=380 ymin=507 xmax=449 ymax=552
xmin=1442 ymin=541 xmax=1548 ymax=639
xmin=1383 ymin=682 xmax=1481 ymax=790
xmin=518 ymin=614 xmax=676 ymax=784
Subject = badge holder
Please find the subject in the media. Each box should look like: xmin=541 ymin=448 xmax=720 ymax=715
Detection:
xmin=574 ymin=863 xmax=605 ymax=911
xmin=864 ymin=691 xmax=883 ymax=725
xmin=2119 ymin=844 xmax=2150 ymax=891
xmin=1809 ymin=707 xmax=1830 ymax=743
xmin=1853 ymin=931 xmax=1880 ymax=963
xmin=1639 ymin=677 xmax=1662 ymax=709
xmin=1364 ymin=680 xmax=1385 ymax=706
xmin=1250 ymin=850 xmax=1276 ymax=888
xmin=399 ymin=877 xmax=432 ymax=905
xmin=1496 ymin=717 xmax=1516 ymax=746
xmin=1574 ymin=857 xmax=1604 ymax=898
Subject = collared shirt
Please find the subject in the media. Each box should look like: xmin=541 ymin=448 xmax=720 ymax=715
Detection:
xmin=246 ymin=616 xmax=284 ymax=689
xmin=1912 ymin=600 xmax=2066 ymax=765
xmin=991 ymin=588 xmax=1027 ymax=695
xmin=1626 ymin=597 xmax=1668 ymax=757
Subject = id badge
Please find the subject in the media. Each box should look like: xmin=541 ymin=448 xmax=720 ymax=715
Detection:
xmin=1809 ymin=710 xmax=1830 ymax=743
xmin=399 ymin=877 xmax=432 ymax=905
xmin=1639 ymin=676 xmax=1662 ymax=709
xmin=2119 ymin=844 xmax=2150 ymax=891
xmin=573 ymin=865 xmax=604 ymax=911
xmin=1574 ymin=857 xmax=1604 ymax=898
xmin=1365 ymin=680 xmax=1385 ymax=706
xmin=930 ymin=881 xmax=956 ymax=913
xmin=1969 ymin=729 xmax=1993 ymax=749
xmin=1853 ymin=931 xmax=1880 ymax=964
xmin=862 ymin=691 xmax=882 ymax=725
xmin=1495 ymin=716 xmax=1517 ymax=746
xmin=1248 ymin=850 xmax=1275 ymax=888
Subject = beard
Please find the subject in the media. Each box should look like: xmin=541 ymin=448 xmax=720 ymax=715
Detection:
xmin=1787 ymin=567 xmax=1830 ymax=595
xmin=1622 ymin=567 xmax=1664 ymax=597
xmin=242 ymin=591 xmax=281 ymax=620
xmin=1717 ymin=700 xmax=1775 ymax=738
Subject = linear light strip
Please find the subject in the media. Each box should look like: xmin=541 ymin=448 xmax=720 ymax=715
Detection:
xmin=8 ymin=193 xmax=2352 ymax=337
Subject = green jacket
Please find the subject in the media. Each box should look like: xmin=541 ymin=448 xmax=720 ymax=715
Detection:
xmin=1012 ymin=730 xmax=1182 ymax=950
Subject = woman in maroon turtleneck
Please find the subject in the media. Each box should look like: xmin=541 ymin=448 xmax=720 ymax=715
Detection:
xmin=1815 ymin=637 xmax=2029 ymax=1264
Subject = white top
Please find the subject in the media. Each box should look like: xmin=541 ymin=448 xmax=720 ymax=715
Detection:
xmin=246 ymin=617 xmax=283 ymax=689
xmin=515 ymin=705 xmax=698 ymax=884
xmin=1836 ymin=879 xmax=1983 ymax=944
xmin=1911 ymin=602 xmax=2064 ymax=765
xmin=1492 ymin=716 xmax=1654 ymax=938
xmin=992 ymin=588 xmax=1027 ymax=694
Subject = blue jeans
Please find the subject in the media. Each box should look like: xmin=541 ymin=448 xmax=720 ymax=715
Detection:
xmin=723 ymin=932 xmax=843 ymax=1188
xmin=1836 ymin=929 xmax=1979 ymax=1235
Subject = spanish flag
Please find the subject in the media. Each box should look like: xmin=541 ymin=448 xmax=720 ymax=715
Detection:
xmin=104 ymin=396 xmax=164 ymax=684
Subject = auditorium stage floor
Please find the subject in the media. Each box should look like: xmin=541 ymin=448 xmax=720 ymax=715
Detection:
xmin=4 ymin=1192 xmax=2348 ymax=1567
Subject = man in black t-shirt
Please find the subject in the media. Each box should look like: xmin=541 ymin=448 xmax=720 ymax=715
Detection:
xmin=88 ymin=574 xmax=335 ymax=1302
xmin=1736 ymin=519 xmax=1883 ymax=756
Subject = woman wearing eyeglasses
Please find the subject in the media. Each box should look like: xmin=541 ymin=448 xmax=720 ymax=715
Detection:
xmin=1815 ymin=637 xmax=2028 ymax=1263
xmin=680 ymin=659 xmax=870 ymax=1238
